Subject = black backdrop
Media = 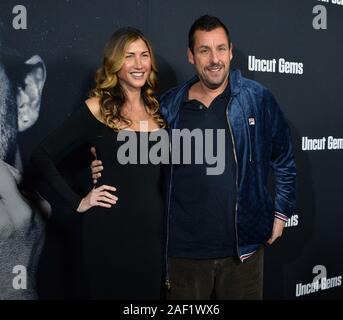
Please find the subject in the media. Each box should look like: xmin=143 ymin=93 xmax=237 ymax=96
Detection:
xmin=1 ymin=0 xmax=342 ymax=299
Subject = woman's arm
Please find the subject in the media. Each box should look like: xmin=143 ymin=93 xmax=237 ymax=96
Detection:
xmin=30 ymin=106 xmax=117 ymax=212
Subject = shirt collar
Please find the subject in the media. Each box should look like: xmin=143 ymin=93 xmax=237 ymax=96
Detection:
xmin=183 ymin=76 xmax=231 ymax=104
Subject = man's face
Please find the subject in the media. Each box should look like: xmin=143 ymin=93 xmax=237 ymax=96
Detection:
xmin=0 ymin=61 xmax=18 ymax=164
xmin=188 ymin=27 xmax=233 ymax=89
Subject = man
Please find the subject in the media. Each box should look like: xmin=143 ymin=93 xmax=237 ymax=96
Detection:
xmin=0 ymin=24 xmax=48 ymax=299
xmin=91 ymin=15 xmax=296 ymax=299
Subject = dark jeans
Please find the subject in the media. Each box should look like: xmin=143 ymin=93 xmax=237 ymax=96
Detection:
xmin=167 ymin=246 xmax=264 ymax=300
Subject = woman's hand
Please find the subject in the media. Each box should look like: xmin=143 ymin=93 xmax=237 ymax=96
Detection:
xmin=77 ymin=184 xmax=117 ymax=213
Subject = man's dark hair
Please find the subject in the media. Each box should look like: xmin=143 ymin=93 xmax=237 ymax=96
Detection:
xmin=188 ymin=15 xmax=231 ymax=53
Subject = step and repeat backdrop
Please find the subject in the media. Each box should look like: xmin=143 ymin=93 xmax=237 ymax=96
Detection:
xmin=0 ymin=0 xmax=342 ymax=299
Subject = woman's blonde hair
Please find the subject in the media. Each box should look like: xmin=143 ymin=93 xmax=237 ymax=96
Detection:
xmin=89 ymin=27 xmax=166 ymax=130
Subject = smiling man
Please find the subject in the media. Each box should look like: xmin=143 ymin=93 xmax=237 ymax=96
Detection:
xmin=159 ymin=15 xmax=297 ymax=300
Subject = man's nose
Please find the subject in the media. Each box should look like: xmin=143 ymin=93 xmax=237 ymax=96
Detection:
xmin=209 ymin=50 xmax=219 ymax=64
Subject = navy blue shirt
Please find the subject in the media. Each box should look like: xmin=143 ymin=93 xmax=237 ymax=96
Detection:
xmin=169 ymin=82 xmax=237 ymax=259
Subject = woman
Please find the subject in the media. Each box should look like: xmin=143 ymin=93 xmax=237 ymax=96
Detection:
xmin=31 ymin=27 xmax=167 ymax=299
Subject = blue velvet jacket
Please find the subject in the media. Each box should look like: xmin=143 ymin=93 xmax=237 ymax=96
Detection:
xmin=160 ymin=69 xmax=297 ymax=263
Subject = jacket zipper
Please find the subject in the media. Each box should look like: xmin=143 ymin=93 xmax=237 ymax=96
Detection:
xmin=165 ymin=134 xmax=173 ymax=290
xmin=164 ymin=91 xmax=187 ymax=290
xmin=225 ymin=97 xmax=241 ymax=261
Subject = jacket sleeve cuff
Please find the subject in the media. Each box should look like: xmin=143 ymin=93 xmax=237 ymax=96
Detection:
xmin=274 ymin=211 xmax=288 ymax=222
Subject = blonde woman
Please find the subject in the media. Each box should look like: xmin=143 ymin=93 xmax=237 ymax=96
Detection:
xmin=31 ymin=27 xmax=167 ymax=299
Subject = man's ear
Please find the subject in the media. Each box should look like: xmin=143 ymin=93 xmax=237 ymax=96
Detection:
xmin=229 ymin=42 xmax=234 ymax=62
xmin=16 ymin=55 xmax=46 ymax=132
xmin=187 ymin=48 xmax=195 ymax=65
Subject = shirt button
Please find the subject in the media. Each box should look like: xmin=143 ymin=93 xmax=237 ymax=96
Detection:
xmin=199 ymin=104 xmax=204 ymax=110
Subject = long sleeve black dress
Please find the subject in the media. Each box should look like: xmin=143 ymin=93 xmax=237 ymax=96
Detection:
xmin=31 ymin=105 xmax=164 ymax=299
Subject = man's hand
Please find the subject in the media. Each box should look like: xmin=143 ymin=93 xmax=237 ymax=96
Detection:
xmin=90 ymin=147 xmax=104 ymax=184
xmin=267 ymin=217 xmax=286 ymax=245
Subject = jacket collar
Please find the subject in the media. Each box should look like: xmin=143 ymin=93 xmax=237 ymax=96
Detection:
xmin=164 ymin=69 xmax=243 ymax=127
xmin=229 ymin=69 xmax=242 ymax=96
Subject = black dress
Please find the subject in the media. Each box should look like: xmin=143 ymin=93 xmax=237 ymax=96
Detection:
xmin=31 ymin=105 xmax=165 ymax=299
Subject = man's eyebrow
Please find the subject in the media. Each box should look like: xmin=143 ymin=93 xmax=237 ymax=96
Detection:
xmin=197 ymin=45 xmax=210 ymax=50
xmin=197 ymin=44 xmax=228 ymax=49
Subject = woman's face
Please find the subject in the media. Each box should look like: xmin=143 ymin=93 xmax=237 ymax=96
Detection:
xmin=117 ymin=38 xmax=152 ymax=92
